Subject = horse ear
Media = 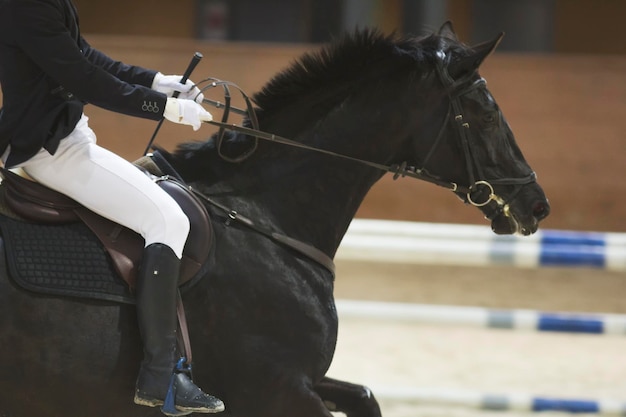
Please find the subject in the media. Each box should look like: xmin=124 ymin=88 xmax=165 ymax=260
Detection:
xmin=438 ymin=21 xmax=458 ymax=41
xmin=449 ymin=32 xmax=504 ymax=78
xmin=471 ymin=32 xmax=504 ymax=67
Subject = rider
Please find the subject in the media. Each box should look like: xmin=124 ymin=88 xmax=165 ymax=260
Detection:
xmin=0 ymin=0 xmax=224 ymax=414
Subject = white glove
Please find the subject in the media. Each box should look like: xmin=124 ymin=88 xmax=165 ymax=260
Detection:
xmin=152 ymin=72 xmax=204 ymax=103
xmin=164 ymin=98 xmax=213 ymax=131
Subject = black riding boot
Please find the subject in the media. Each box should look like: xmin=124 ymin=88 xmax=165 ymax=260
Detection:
xmin=134 ymin=243 xmax=224 ymax=415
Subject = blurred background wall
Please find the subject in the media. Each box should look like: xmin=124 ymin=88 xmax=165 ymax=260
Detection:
xmin=72 ymin=0 xmax=626 ymax=54
xmin=3 ymin=0 xmax=625 ymax=232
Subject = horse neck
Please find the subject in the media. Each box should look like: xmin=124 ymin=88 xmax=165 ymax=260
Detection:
xmin=199 ymin=71 xmax=441 ymax=258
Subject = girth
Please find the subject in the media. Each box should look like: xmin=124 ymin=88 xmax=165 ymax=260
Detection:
xmin=0 ymin=166 xmax=212 ymax=292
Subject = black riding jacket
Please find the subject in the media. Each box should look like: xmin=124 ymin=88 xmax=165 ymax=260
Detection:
xmin=0 ymin=0 xmax=167 ymax=167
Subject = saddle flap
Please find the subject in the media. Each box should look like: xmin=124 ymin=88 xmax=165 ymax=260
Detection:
xmin=156 ymin=177 xmax=213 ymax=281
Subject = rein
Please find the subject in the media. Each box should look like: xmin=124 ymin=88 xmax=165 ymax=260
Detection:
xmin=195 ymin=79 xmax=464 ymax=189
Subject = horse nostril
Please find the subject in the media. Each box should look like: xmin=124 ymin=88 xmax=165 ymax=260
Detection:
xmin=532 ymin=201 xmax=550 ymax=221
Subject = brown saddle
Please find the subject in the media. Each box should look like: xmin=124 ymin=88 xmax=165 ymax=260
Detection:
xmin=0 ymin=166 xmax=212 ymax=292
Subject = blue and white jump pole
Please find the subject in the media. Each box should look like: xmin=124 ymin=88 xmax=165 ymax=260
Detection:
xmin=337 ymin=219 xmax=626 ymax=270
xmin=335 ymin=300 xmax=626 ymax=336
xmin=370 ymin=386 xmax=626 ymax=415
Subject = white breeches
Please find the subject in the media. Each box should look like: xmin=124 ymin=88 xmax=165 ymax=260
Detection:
xmin=17 ymin=115 xmax=190 ymax=258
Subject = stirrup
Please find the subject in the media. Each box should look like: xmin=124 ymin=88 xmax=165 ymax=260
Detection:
xmin=161 ymin=357 xmax=194 ymax=416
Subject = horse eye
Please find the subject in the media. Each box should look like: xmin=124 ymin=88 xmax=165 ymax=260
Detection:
xmin=482 ymin=112 xmax=498 ymax=124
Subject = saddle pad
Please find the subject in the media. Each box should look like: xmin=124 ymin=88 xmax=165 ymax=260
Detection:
xmin=0 ymin=214 xmax=136 ymax=304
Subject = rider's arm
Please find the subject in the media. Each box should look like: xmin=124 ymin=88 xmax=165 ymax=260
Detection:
xmin=9 ymin=0 xmax=166 ymax=121
xmin=79 ymin=36 xmax=158 ymax=89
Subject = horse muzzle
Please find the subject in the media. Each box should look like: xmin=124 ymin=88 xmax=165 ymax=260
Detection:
xmin=490 ymin=197 xmax=551 ymax=236
xmin=464 ymin=178 xmax=550 ymax=236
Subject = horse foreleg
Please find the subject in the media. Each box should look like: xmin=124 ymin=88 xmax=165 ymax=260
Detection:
xmin=314 ymin=377 xmax=382 ymax=417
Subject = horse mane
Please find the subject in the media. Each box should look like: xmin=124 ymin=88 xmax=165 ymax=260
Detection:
xmin=253 ymin=29 xmax=439 ymax=115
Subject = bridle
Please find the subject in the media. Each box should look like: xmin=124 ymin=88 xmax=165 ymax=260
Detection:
xmin=420 ymin=51 xmax=538 ymax=219
xmin=193 ymin=50 xmax=535 ymax=221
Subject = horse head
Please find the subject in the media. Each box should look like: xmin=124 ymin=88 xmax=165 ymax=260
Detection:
xmin=402 ymin=22 xmax=550 ymax=235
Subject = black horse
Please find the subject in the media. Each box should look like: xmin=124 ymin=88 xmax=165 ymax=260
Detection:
xmin=0 ymin=24 xmax=549 ymax=417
